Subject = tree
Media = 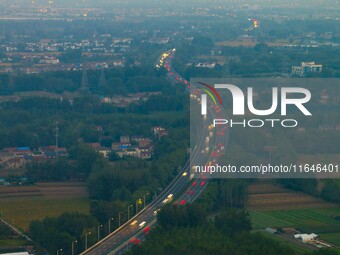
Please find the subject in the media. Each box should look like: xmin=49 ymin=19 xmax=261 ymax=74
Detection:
xmin=191 ymin=36 xmax=214 ymax=55
xmin=214 ymin=209 xmax=251 ymax=236
xmin=68 ymin=144 xmax=99 ymax=176
xmin=29 ymin=212 xmax=97 ymax=255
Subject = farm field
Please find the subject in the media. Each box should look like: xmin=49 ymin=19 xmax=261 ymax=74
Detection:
xmin=260 ymin=232 xmax=312 ymax=254
xmin=247 ymin=182 xmax=340 ymax=249
xmin=321 ymin=233 xmax=340 ymax=247
xmin=249 ymin=208 xmax=340 ymax=231
xmin=246 ymin=183 xmax=335 ymax=211
xmin=0 ymin=182 xmax=89 ymax=230
xmin=215 ymin=39 xmax=291 ymax=47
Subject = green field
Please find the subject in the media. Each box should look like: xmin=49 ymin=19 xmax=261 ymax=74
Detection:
xmin=260 ymin=232 xmax=312 ymax=254
xmin=321 ymin=233 xmax=340 ymax=247
xmin=0 ymin=239 xmax=30 ymax=247
xmin=0 ymin=197 xmax=89 ymax=231
xmin=250 ymin=207 xmax=340 ymax=247
xmin=250 ymin=208 xmax=340 ymax=229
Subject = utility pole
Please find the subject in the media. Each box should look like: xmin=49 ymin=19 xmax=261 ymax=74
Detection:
xmin=55 ymin=121 xmax=59 ymax=148
xmin=81 ymin=68 xmax=89 ymax=93
xmin=98 ymin=68 xmax=106 ymax=92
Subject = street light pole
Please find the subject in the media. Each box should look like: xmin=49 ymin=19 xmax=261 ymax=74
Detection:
xmin=97 ymin=225 xmax=103 ymax=242
xmin=118 ymin=212 xmax=123 ymax=227
xmin=56 ymin=248 xmax=62 ymax=255
xmin=156 ymin=187 xmax=162 ymax=198
xmin=85 ymin=232 xmax=91 ymax=250
xmin=143 ymin=193 xmax=149 ymax=208
xmin=71 ymin=240 xmax=77 ymax=255
xmin=128 ymin=205 xmax=133 ymax=220
xmin=136 ymin=199 xmax=138 ymax=214
xmin=108 ymin=218 xmax=114 ymax=234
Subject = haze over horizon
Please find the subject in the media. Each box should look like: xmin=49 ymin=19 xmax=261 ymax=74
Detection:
xmin=0 ymin=0 xmax=339 ymax=9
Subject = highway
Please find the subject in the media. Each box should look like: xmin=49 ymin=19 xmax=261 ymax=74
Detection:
xmin=80 ymin=49 xmax=229 ymax=255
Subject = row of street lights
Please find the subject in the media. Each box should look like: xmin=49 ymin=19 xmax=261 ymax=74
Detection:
xmin=58 ymin=192 xmax=151 ymax=255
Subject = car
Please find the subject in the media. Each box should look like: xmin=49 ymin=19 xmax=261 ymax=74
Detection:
xmin=129 ymin=237 xmax=141 ymax=245
xmin=162 ymin=198 xmax=169 ymax=204
xmin=200 ymin=181 xmax=205 ymax=187
xmin=186 ymin=190 xmax=194 ymax=195
xmin=129 ymin=237 xmax=139 ymax=244
xmin=153 ymin=208 xmax=161 ymax=215
xmin=180 ymin=199 xmax=186 ymax=205
xmin=182 ymin=172 xmax=188 ymax=176
xmin=130 ymin=220 xmax=138 ymax=226
xmin=139 ymin=221 xmax=146 ymax=228
xmin=167 ymin=194 xmax=173 ymax=201
xmin=143 ymin=226 xmax=150 ymax=234
xmin=192 ymin=181 xmax=197 ymax=187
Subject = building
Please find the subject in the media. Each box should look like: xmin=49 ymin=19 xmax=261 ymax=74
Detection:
xmin=136 ymin=146 xmax=152 ymax=159
xmin=138 ymin=139 xmax=152 ymax=147
xmin=5 ymin=158 xmax=26 ymax=169
xmin=112 ymin=142 xmax=131 ymax=151
xmin=291 ymin=62 xmax=322 ymax=76
xmin=120 ymin=135 xmax=130 ymax=143
xmin=291 ymin=66 xmax=304 ymax=76
xmin=152 ymin=126 xmax=168 ymax=139
xmin=152 ymin=126 xmax=165 ymax=135
xmin=139 ymin=151 xmax=152 ymax=159
xmin=39 ymin=146 xmax=67 ymax=158
xmin=39 ymin=57 xmax=60 ymax=64
xmin=195 ymin=62 xmax=216 ymax=69
xmin=302 ymin=62 xmax=322 ymax=73
xmin=294 ymin=233 xmax=318 ymax=243
xmin=89 ymin=143 xmax=101 ymax=150
xmin=265 ymin=227 xmax=278 ymax=234
xmin=158 ymin=130 xmax=168 ymax=137
xmin=98 ymin=147 xmax=112 ymax=158
xmin=124 ymin=148 xmax=138 ymax=157
xmin=131 ymin=135 xmax=144 ymax=142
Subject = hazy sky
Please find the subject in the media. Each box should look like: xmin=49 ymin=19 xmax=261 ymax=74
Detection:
xmin=1 ymin=0 xmax=339 ymax=9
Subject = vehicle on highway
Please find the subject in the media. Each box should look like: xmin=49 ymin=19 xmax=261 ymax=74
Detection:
xmin=143 ymin=226 xmax=150 ymax=234
xmin=162 ymin=194 xmax=174 ymax=205
xmin=129 ymin=237 xmax=141 ymax=245
xmin=79 ymin=49 xmax=228 ymax=255
xmin=200 ymin=181 xmax=206 ymax=187
xmin=139 ymin=221 xmax=146 ymax=228
xmin=130 ymin=220 xmax=138 ymax=226
xmin=186 ymin=190 xmax=194 ymax=195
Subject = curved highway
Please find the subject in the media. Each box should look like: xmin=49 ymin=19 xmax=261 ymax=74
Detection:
xmin=80 ymin=49 xmax=229 ymax=255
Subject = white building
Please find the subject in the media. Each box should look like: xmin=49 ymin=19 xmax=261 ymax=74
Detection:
xmin=39 ymin=58 xmax=60 ymax=64
xmin=301 ymin=62 xmax=322 ymax=72
xmin=294 ymin=233 xmax=318 ymax=243
xmin=195 ymin=62 xmax=216 ymax=69
xmin=291 ymin=62 xmax=322 ymax=76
